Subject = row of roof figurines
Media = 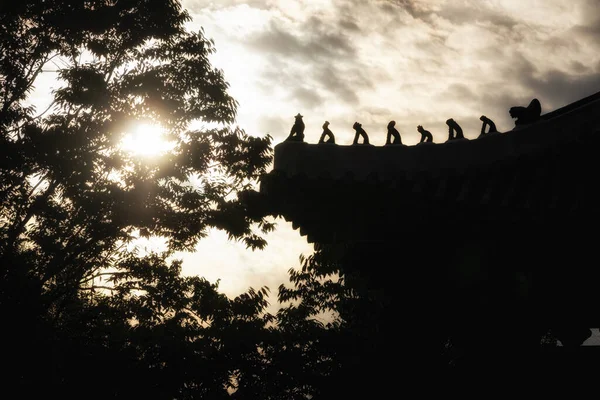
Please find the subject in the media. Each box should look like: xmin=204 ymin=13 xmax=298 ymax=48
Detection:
xmin=284 ymin=98 xmax=542 ymax=145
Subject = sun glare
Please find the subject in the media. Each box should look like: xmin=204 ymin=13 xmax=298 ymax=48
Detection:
xmin=121 ymin=123 xmax=174 ymax=156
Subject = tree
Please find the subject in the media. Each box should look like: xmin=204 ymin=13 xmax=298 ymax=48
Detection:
xmin=273 ymin=242 xmax=463 ymax=397
xmin=0 ymin=1 xmax=276 ymax=397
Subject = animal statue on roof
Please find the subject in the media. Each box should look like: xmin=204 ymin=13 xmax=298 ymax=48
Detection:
xmin=285 ymin=113 xmax=305 ymax=142
xmin=446 ymin=118 xmax=464 ymax=141
xmin=417 ymin=125 xmax=433 ymax=143
xmin=509 ymin=98 xmax=541 ymax=126
xmin=352 ymin=122 xmax=370 ymax=145
xmin=479 ymin=115 xmax=498 ymax=137
xmin=318 ymin=121 xmax=335 ymax=144
xmin=385 ymin=120 xmax=402 ymax=145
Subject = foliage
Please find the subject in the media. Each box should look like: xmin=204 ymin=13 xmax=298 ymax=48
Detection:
xmin=0 ymin=0 xmax=280 ymax=397
xmin=272 ymin=245 xmax=399 ymax=399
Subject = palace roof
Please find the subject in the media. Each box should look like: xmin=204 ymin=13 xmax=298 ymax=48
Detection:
xmin=258 ymin=90 xmax=600 ymax=244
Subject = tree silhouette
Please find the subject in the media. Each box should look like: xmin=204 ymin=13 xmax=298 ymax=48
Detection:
xmin=273 ymin=243 xmax=455 ymax=398
xmin=272 ymin=238 xmax=595 ymax=396
xmin=0 ymin=1 xmax=276 ymax=397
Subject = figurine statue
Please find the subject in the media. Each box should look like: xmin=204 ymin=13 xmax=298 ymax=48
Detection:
xmin=446 ymin=118 xmax=464 ymax=141
xmin=318 ymin=121 xmax=335 ymax=144
xmin=509 ymin=98 xmax=541 ymax=126
xmin=352 ymin=122 xmax=370 ymax=145
xmin=417 ymin=125 xmax=433 ymax=143
xmin=285 ymin=113 xmax=305 ymax=142
xmin=385 ymin=120 xmax=402 ymax=145
xmin=479 ymin=115 xmax=498 ymax=137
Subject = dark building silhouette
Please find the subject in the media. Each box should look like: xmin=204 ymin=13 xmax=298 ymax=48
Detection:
xmin=255 ymin=90 xmax=600 ymax=387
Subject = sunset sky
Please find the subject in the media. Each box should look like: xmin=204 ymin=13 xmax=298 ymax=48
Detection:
xmin=27 ymin=1 xmax=600 ymax=327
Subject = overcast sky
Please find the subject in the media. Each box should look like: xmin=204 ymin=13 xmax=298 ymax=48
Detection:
xmin=183 ymin=0 xmax=600 ymax=145
xmin=177 ymin=0 xmax=600 ymax=313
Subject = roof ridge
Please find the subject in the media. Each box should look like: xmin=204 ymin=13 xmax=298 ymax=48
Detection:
xmin=541 ymin=90 xmax=600 ymax=121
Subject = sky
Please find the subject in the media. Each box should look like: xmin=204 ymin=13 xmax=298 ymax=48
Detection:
xmin=177 ymin=0 xmax=600 ymax=344
xmin=26 ymin=1 xmax=600 ymax=342
xmin=178 ymin=0 xmax=600 ymax=301
xmin=182 ymin=0 xmax=600 ymax=146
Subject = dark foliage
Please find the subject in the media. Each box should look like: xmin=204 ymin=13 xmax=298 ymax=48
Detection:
xmin=0 ymin=1 xmax=287 ymax=397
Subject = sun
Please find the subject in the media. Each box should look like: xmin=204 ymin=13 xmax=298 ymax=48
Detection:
xmin=120 ymin=123 xmax=174 ymax=156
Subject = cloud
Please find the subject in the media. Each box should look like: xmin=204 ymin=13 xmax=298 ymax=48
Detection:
xmin=338 ymin=17 xmax=361 ymax=32
xmin=248 ymin=21 xmax=323 ymax=60
xmin=184 ymin=0 xmax=600 ymax=171
xmin=521 ymin=69 xmax=600 ymax=111
xmin=313 ymin=66 xmax=361 ymax=105
xmin=289 ymin=86 xmax=325 ymax=108
xmin=257 ymin=114 xmax=287 ymax=137
xmin=181 ymin=222 xmax=313 ymax=312
xmin=183 ymin=0 xmax=270 ymax=13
